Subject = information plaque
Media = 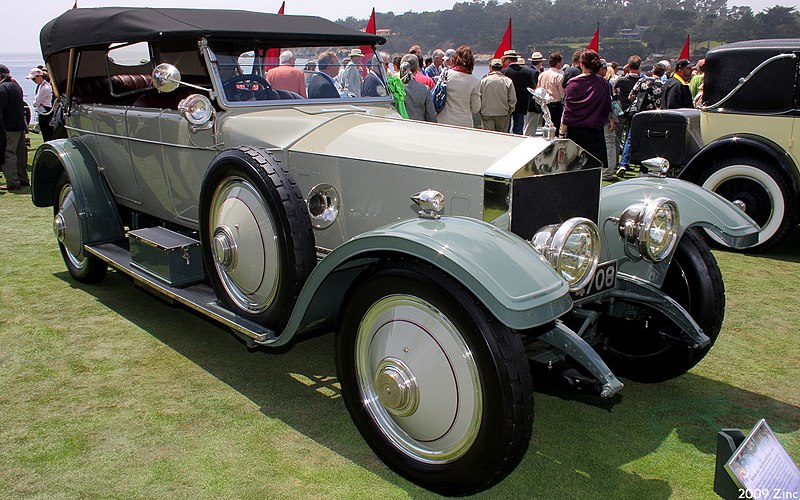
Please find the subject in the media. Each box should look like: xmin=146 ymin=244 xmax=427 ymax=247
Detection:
xmin=725 ymin=419 xmax=800 ymax=498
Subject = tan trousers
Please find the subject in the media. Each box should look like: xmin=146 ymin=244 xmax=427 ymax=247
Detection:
xmin=481 ymin=115 xmax=511 ymax=132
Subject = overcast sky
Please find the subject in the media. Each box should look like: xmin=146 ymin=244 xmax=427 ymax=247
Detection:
xmin=2 ymin=0 xmax=797 ymax=56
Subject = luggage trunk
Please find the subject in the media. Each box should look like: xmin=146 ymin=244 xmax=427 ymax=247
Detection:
xmin=629 ymin=109 xmax=702 ymax=168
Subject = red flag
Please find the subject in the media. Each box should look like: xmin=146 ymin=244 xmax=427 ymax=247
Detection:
xmin=72 ymin=1 xmax=77 ymax=8
xmin=358 ymin=8 xmax=377 ymax=77
xmin=264 ymin=2 xmax=285 ymax=71
xmin=493 ymin=19 xmax=512 ymax=60
xmin=587 ymin=23 xmax=599 ymax=52
xmin=679 ymin=34 xmax=690 ymax=60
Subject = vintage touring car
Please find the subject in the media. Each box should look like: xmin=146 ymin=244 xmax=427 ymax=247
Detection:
xmin=630 ymin=39 xmax=800 ymax=251
xmin=32 ymin=7 xmax=760 ymax=495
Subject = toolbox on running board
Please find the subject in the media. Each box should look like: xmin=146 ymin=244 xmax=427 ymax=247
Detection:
xmin=128 ymin=226 xmax=204 ymax=287
xmin=629 ymin=109 xmax=702 ymax=168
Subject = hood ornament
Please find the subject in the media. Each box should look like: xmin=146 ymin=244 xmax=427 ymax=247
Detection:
xmin=528 ymin=87 xmax=556 ymax=141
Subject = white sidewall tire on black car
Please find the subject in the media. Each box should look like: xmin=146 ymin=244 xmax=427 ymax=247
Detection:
xmin=336 ymin=261 xmax=533 ymax=496
xmin=199 ymin=146 xmax=315 ymax=328
xmin=699 ymin=157 xmax=796 ymax=252
xmin=53 ymin=172 xmax=108 ymax=284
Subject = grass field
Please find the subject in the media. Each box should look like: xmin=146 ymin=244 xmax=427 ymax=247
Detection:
xmin=1 ymin=136 xmax=798 ymax=498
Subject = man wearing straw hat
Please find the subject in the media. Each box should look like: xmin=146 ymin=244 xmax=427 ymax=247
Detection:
xmin=341 ymin=48 xmax=365 ymax=97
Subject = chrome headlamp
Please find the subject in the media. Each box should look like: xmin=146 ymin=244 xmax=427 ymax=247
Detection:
xmin=178 ymin=94 xmax=214 ymax=126
xmin=532 ymin=217 xmax=600 ymax=291
xmin=617 ymin=197 xmax=679 ymax=262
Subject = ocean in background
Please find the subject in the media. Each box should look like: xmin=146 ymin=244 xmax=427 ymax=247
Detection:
xmin=1 ymin=53 xmax=46 ymax=108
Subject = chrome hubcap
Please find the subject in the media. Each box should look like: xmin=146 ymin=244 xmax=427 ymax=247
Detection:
xmin=375 ymin=358 xmax=419 ymax=417
xmin=56 ymin=183 xmax=88 ymax=269
xmin=212 ymin=225 xmax=236 ymax=269
xmin=356 ymin=294 xmax=482 ymax=464
xmin=53 ymin=213 xmax=67 ymax=243
xmin=208 ymin=176 xmax=280 ymax=315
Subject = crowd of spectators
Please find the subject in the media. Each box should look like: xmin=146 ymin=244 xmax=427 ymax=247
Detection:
xmin=1 ymin=43 xmax=708 ymax=189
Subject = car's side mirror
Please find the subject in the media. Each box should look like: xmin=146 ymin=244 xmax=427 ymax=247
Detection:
xmin=152 ymin=63 xmax=181 ymax=93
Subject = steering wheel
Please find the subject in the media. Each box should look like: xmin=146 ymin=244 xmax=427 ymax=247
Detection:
xmin=223 ymin=74 xmax=274 ymax=102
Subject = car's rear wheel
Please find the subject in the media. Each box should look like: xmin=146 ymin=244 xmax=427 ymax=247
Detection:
xmin=698 ymin=156 xmax=796 ymax=252
xmin=336 ymin=261 xmax=533 ymax=495
xmin=53 ymin=172 xmax=108 ymax=283
xmin=600 ymin=230 xmax=724 ymax=382
xmin=199 ymin=147 xmax=315 ymax=328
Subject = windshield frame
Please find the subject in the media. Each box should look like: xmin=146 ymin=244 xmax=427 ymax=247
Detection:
xmin=204 ymin=39 xmax=392 ymax=109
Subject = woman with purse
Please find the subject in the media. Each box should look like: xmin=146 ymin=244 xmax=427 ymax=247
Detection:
xmin=435 ymin=46 xmax=480 ymax=128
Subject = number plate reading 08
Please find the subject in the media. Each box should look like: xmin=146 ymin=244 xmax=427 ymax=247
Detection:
xmin=571 ymin=260 xmax=617 ymax=300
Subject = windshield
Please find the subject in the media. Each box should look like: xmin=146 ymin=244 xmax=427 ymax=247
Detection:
xmin=209 ymin=41 xmax=390 ymax=105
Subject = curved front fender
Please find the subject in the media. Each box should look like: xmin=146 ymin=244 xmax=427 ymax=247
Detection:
xmin=31 ymin=139 xmax=124 ymax=246
xmin=269 ymin=217 xmax=572 ymax=346
xmin=600 ymin=177 xmax=759 ymax=286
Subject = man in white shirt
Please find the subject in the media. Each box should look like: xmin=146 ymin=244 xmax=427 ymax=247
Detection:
xmin=27 ymin=67 xmax=53 ymax=141
xmin=536 ymin=52 xmax=565 ymax=132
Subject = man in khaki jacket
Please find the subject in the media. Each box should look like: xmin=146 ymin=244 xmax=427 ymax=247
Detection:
xmin=479 ymin=59 xmax=516 ymax=132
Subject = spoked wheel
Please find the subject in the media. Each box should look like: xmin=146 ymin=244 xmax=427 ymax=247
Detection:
xmin=698 ymin=156 xmax=796 ymax=252
xmin=336 ymin=261 xmax=533 ymax=495
xmin=199 ymin=147 xmax=315 ymax=327
xmin=600 ymin=230 xmax=724 ymax=382
xmin=53 ymin=172 xmax=107 ymax=283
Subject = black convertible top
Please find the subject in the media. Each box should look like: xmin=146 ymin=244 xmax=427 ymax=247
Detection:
xmin=704 ymin=38 xmax=799 ymax=112
xmin=40 ymin=7 xmax=386 ymax=59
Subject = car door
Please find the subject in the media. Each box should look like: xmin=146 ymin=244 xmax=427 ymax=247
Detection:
xmin=160 ymin=110 xmax=217 ymax=225
xmin=125 ymin=107 xmax=172 ymax=217
xmin=90 ymin=104 xmax=142 ymax=205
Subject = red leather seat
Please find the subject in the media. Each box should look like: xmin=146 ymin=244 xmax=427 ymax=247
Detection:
xmin=72 ymin=74 xmax=153 ymax=105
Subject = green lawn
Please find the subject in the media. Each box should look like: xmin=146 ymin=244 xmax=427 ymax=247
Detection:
xmin=1 ymin=136 xmax=798 ymax=498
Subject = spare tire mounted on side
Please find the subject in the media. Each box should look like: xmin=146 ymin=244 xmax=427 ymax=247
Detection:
xmin=199 ymin=146 xmax=315 ymax=328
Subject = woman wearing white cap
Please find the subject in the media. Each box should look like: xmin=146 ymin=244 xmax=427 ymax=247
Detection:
xmin=27 ymin=67 xmax=53 ymax=142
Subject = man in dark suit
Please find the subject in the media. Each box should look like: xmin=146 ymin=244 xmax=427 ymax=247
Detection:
xmin=662 ymin=59 xmax=694 ymax=109
xmin=500 ymin=50 xmax=535 ymax=134
xmin=362 ymin=54 xmax=388 ymax=98
xmin=0 ymin=64 xmax=28 ymax=190
xmin=307 ymin=51 xmax=341 ymax=99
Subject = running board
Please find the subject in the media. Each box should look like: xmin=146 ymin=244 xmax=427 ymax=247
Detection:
xmin=85 ymin=243 xmax=276 ymax=344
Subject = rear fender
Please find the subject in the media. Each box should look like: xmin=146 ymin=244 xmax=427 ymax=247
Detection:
xmin=265 ymin=217 xmax=573 ymax=346
xmin=679 ymin=134 xmax=800 ymax=196
xmin=600 ymin=177 xmax=759 ymax=287
xmin=31 ymin=139 xmax=124 ymax=245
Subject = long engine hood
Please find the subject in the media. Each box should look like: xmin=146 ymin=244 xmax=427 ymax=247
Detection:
xmin=287 ymin=112 xmax=529 ymax=175
xmin=223 ymin=107 xmax=589 ymax=178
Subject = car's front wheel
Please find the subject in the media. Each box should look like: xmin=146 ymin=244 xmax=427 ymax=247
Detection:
xmin=600 ymin=230 xmax=724 ymax=382
xmin=336 ymin=261 xmax=533 ymax=495
xmin=698 ymin=156 xmax=796 ymax=252
xmin=53 ymin=172 xmax=108 ymax=283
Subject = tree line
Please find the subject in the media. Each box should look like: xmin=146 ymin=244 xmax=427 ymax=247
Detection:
xmin=338 ymin=0 xmax=799 ymax=63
